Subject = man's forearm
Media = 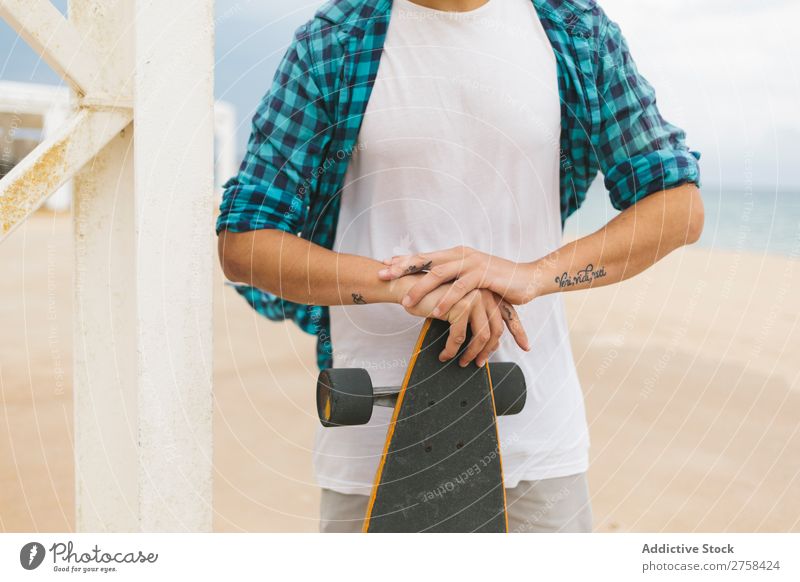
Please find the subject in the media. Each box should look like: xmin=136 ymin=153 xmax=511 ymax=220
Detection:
xmin=525 ymin=184 xmax=704 ymax=299
xmin=218 ymin=229 xmax=410 ymax=306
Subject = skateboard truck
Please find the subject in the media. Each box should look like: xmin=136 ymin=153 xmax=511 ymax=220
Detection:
xmin=316 ymin=361 xmax=526 ymax=428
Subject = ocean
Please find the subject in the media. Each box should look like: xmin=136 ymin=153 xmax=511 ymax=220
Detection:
xmin=563 ymin=184 xmax=800 ymax=258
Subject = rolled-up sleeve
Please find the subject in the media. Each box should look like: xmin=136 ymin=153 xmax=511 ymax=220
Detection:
xmin=216 ymin=25 xmax=333 ymax=235
xmin=596 ymin=19 xmax=701 ymax=211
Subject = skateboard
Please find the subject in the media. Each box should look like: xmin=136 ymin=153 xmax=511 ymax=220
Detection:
xmin=316 ymin=318 xmax=527 ymax=532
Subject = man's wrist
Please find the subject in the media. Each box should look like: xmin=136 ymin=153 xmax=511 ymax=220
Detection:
xmin=487 ymin=258 xmax=542 ymax=305
xmin=386 ymin=274 xmax=422 ymax=304
xmin=517 ymin=260 xmax=546 ymax=303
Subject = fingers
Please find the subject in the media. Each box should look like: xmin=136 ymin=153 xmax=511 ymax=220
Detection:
xmin=397 ymin=262 xmax=461 ymax=308
xmin=377 ymin=246 xmax=472 ymax=280
xmin=459 ymin=303 xmax=491 ymax=367
xmin=500 ymin=300 xmax=531 ymax=352
xmin=436 ymin=294 xmax=530 ymax=365
xmin=377 ymin=252 xmax=436 ymax=280
xmin=440 ymin=305 xmax=469 ymax=362
xmin=475 ymin=296 xmax=504 ymax=367
xmin=430 ymin=271 xmax=482 ymax=316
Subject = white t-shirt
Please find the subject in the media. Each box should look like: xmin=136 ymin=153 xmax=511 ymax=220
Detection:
xmin=314 ymin=0 xmax=589 ymax=495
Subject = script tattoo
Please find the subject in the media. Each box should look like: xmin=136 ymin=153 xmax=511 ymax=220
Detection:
xmin=352 ymin=293 xmax=367 ymax=305
xmin=555 ymin=264 xmax=607 ymax=289
xmin=404 ymin=260 xmax=433 ymax=275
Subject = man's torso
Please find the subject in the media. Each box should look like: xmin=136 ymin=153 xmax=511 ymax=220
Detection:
xmin=314 ymin=0 xmax=589 ymax=494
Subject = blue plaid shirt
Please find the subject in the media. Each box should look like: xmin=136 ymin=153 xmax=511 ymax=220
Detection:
xmin=217 ymin=0 xmax=701 ymax=370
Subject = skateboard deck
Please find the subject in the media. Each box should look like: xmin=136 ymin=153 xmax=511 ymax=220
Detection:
xmin=363 ymin=318 xmax=508 ymax=533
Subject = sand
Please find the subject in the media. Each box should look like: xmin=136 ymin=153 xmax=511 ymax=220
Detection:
xmin=1 ymin=213 xmax=798 ymax=532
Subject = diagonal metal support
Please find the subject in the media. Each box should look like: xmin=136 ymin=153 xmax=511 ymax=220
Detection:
xmin=0 ymin=0 xmax=108 ymax=97
xmin=0 ymin=107 xmax=132 ymax=242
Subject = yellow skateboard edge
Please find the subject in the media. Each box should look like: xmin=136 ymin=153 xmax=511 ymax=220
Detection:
xmin=485 ymin=363 xmax=509 ymax=533
xmin=362 ymin=318 xmax=433 ymax=533
xmin=362 ymin=318 xmax=509 ymax=533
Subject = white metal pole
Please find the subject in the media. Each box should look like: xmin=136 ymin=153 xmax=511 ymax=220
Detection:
xmin=71 ymin=0 xmax=139 ymax=532
xmin=2 ymin=0 xmax=214 ymax=533
xmin=73 ymin=127 xmax=139 ymax=531
xmin=133 ymin=0 xmax=215 ymax=531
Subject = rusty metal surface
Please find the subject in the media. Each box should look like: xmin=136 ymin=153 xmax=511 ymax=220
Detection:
xmin=0 ymin=108 xmax=132 ymax=242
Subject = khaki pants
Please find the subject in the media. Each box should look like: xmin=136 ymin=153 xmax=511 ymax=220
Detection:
xmin=319 ymin=473 xmax=592 ymax=533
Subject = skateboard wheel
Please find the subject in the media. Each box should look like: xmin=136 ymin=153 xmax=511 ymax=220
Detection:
xmin=316 ymin=368 xmax=374 ymax=427
xmin=489 ymin=363 xmax=526 ymax=416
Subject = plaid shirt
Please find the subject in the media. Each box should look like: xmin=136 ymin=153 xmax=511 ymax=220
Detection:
xmin=217 ymin=0 xmax=701 ymax=370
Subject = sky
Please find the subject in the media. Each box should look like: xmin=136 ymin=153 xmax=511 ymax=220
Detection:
xmin=1 ymin=0 xmax=799 ymax=190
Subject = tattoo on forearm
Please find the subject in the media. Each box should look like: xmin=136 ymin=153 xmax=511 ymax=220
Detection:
xmin=404 ymin=260 xmax=433 ymax=275
xmin=555 ymin=264 xmax=607 ymax=289
xmin=352 ymin=293 xmax=367 ymax=305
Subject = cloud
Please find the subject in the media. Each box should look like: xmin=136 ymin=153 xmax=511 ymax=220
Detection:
xmin=603 ymin=0 xmax=800 ymax=188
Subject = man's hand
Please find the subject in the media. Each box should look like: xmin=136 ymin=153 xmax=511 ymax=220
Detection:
xmin=377 ymin=184 xmax=705 ymax=316
xmin=400 ymin=281 xmax=530 ymax=368
xmin=218 ymin=230 xmax=530 ymax=366
xmin=379 ymin=246 xmax=535 ymax=318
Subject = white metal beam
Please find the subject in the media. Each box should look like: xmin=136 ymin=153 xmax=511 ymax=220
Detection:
xmin=73 ymin=125 xmax=139 ymax=532
xmin=133 ymin=0 xmax=215 ymax=531
xmin=0 ymin=0 xmax=106 ymax=96
xmin=2 ymin=0 xmax=215 ymax=532
xmin=0 ymin=107 xmax=132 ymax=243
xmin=70 ymin=0 xmax=141 ymax=533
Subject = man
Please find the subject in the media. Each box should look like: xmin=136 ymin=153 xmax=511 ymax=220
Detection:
xmin=217 ymin=0 xmax=703 ymax=533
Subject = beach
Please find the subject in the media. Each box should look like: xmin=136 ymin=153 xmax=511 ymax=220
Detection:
xmin=1 ymin=213 xmax=798 ymax=532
